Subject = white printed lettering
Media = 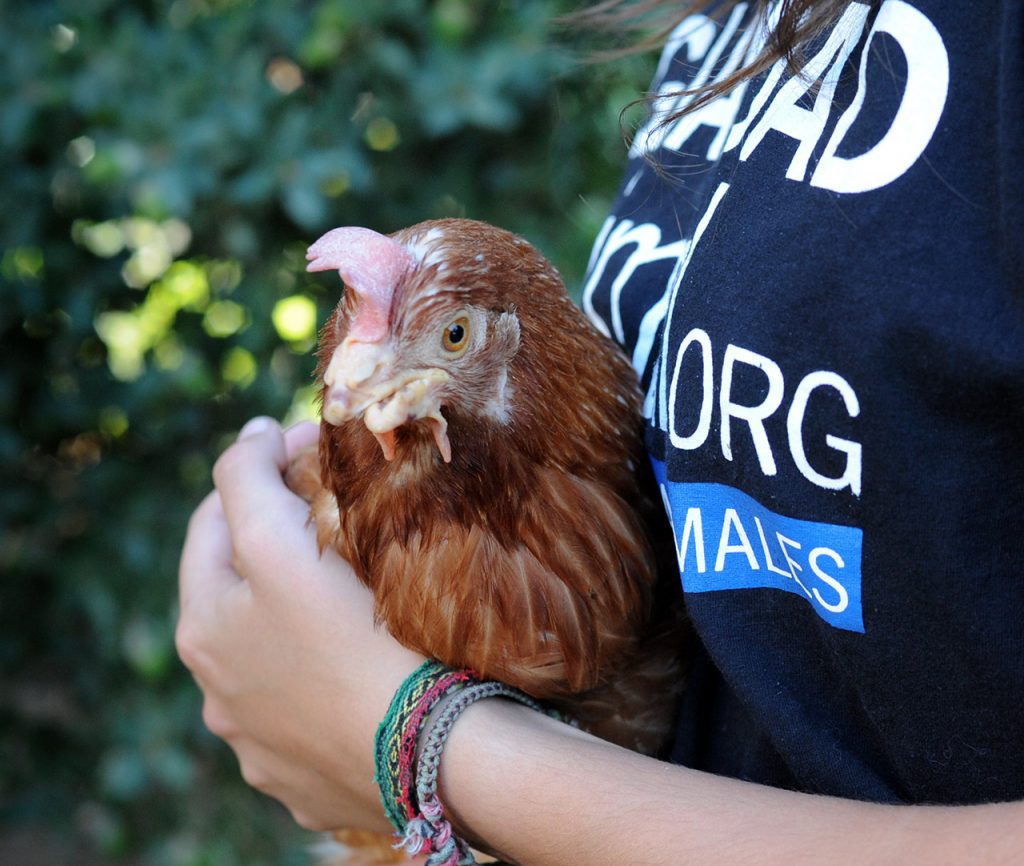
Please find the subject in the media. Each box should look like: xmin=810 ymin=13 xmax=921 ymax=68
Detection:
xmin=723 ymin=57 xmax=784 ymax=155
xmin=590 ymin=0 xmax=953 ymax=509
xmin=777 ymin=533 xmax=812 ymax=598
xmin=754 ymin=515 xmax=793 ymax=578
xmin=660 ymin=6 xmax=764 ymax=161
xmin=787 ymin=371 xmax=863 ymax=496
xmin=654 ymin=476 xmax=866 ymax=632
xmin=657 ymin=331 xmax=863 ymax=494
xmin=654 ymin=183 xmax=730 ymax=424
xmin=679 ymin=506 xmax=707 ymax=573
xmin=669 ymin=328 xmax=714 ymax=450
xmin=719 ymin=344 xmax=785 ymax=475
xmin=810 ymin=0 xmax=949 ymax=193
xmin=633 ymin=6 xmax=749 ymax=158
xmin=739 ymin=3 xmax=871 ymax=180
xmin=809 ymin=547 xmax=850 ymax=613
xmin=583 ymin=219 xmax=685 ymax=342
xmin=715 ymin=508 xmax=760 ymax=572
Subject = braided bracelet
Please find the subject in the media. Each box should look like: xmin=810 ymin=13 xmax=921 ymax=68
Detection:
xmin=403 ymin=680 xmax=549 ymax=866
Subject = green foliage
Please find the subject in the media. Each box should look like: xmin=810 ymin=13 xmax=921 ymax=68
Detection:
xmin=0 ymin=0 xmax=653 ymax=862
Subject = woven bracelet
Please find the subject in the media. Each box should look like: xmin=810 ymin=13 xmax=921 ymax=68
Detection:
xmin=401 ymin=680 xmax=551 ymax=866
xmin=373 ymin=660 xmax=477 ymax=833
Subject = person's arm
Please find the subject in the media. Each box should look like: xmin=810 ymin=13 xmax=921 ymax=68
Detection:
xmin=441 ymin=699 xmax=1023 ymax=865
xmin=176 ymin=418 xmax=1024 ymax=865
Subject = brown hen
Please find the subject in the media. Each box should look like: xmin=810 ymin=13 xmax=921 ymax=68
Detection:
xmin=287 ymin=218 xmax=687 ymax=756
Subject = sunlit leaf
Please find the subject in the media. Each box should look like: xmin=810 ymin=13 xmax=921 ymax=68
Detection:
xmin=95 ymin=311 xmax=146 ymax=380
xmin=2 ymin=246 xmax=44 ymax=280
xmin=154 ymin=335 xmax=187 ymax=371
xmin=99 ymin=405 xmax=130 ymax=438
xmin=221 ymin=345 xmax=257 ymax=388
xmin=271 ymin=294 xmax=317 ymax=345
xmin=77 ymin=220 xmax=126 ymax=258
xmin=206 ymin=259 xmax=243 ymax=294
xmin=320 ymin=171 xmax=351 ymax=198
xmin=266 ymin=57 xmax=303 ymax=94
xmin=67 ymin=135 xmax=97 ymax=167
xmin=364 ymin=117 xmax=400 ymax=151
xmin=202 ymin=300 xmax=248 ymax=338
xmin=157 ymin=261 xmax=210 ymax=312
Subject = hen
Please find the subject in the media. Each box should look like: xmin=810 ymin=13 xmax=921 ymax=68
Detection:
xmin=287 ymin=218 xmax=686 ymax=758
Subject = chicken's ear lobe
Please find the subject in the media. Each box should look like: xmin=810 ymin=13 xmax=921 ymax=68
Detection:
xmin=492 ymin=311 xmax=521 ymax=358
xmin=306 ymin=227 xmax=415 ymax=342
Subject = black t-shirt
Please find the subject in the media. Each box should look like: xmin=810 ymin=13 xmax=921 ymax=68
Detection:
xmin=585 ymin=0 xmax=1023 ymax=803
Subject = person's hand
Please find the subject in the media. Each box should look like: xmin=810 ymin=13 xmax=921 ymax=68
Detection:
xmin=175 ymin=417 xmax=425 ymax=831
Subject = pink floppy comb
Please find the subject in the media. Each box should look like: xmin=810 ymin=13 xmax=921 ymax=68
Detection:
xmin=306 ymin=227 xmax=415 ymax=342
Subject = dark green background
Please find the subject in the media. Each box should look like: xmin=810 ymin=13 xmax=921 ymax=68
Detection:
xmin=1 ymin=1 xmax=654 ymax=863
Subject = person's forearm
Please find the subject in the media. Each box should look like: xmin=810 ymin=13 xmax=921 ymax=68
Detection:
xmin=440 ymin=700 xmax=1022 ymax=866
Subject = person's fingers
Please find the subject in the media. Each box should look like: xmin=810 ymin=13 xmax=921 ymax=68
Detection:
xmin=225 ymin=738 xmax=388 ymax=834
xmin=180 ymin=417 xmax=281 ymax=614
xmin=284 ymin=420 xmax=319 ymax=459
xmin=176 ymin=491 xmax=247 ymax=675
xmin=178 ymin=491 xmax=239 ymax=612
xmin=213 ymin=417 xmax=308 ymax=542
xmin=212 ymin=417 xmax=320 ymax=583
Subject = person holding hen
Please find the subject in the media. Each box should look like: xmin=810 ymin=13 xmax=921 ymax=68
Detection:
xmin=176 ymin=1 xmax=1024 ymax=864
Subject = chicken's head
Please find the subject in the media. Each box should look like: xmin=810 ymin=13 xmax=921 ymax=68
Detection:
xmin=307 ymin=220 xmax=529 ymax=464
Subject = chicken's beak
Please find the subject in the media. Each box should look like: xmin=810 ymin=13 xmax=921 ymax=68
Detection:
xmin=321 ymin=338 xmax=396 ymax=420
xmin=322 ymin=337 xmax=452 ymax=463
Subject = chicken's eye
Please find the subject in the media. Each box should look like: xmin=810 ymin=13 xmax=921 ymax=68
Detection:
xmin=442 ymin=316 xmax=470 ymax=354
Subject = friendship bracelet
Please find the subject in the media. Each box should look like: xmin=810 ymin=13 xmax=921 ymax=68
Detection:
xmin=395 ymin=668 xmax=477 ymax=827
xmin=402 ymin=680 xmax=550 ymax=866
xmin=374 ymin=660 xmax=477 ymax=833
xmin=377 ymin=662 xmax=571 ymax=865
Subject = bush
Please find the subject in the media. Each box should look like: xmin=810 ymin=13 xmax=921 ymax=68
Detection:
xmin=0 ymin=1 xmax=652 ymax=862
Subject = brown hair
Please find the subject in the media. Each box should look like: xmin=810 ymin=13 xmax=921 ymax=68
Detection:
xmin=571 ymin=1 xmax=870 ymax=116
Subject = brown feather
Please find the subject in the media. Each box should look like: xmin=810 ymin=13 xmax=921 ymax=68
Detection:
xmin=284 ymin=443 xmax=321 ymax=503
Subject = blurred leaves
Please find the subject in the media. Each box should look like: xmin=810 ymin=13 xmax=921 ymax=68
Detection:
xmin=0 ymin=0 xmax=654 ymax=862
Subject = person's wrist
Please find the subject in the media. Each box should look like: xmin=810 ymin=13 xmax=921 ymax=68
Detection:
xmin=354 ymin=647 xmax=427 ymax=758
xmin=435 ymin=697 xmax=579 ymax=858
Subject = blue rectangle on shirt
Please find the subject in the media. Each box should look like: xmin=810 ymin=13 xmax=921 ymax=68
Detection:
xmin=651 ymin=458 xmax=865 ymax=633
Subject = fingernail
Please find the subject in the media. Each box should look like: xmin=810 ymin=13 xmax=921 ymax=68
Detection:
xmin=239 ymin=416 xmax=275 ymax=439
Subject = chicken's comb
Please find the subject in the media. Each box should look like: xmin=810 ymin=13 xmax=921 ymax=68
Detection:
xmin=306 ymin=227 xmax=414 ymax=342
